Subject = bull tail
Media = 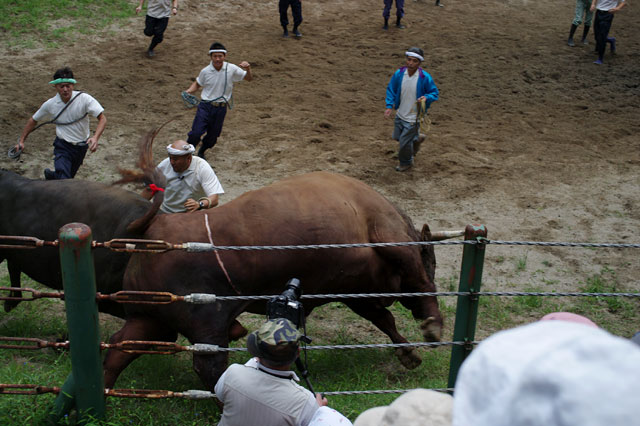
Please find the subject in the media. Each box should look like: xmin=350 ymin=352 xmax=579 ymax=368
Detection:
xmin=114 ymin=123 xmax=170 ymax=234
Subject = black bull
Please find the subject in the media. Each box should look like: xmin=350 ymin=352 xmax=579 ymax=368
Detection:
xmin=0 ymin=169 xmax=162 ymax=317
xmin=104 ymin=171 xmax=446 ymax=391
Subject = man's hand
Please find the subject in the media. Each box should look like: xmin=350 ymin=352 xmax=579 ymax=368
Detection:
xmin=384 ymin=108 xmax=393 ymax=119
xmin=184 ymin=198 xmax=200 ymax=212
xmin=315 ymin=393 xmax=328 ymax=407
xmin=87 ymin=137 xmax=99 ymax=153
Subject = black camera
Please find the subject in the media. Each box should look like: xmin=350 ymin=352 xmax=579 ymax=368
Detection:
xmin=266 ymin=278 xmax=305 ymax=329
xmin=266 ymin=278 xmax=316 ymax=392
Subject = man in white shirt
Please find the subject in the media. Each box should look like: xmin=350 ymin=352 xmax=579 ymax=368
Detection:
xmin=384 ymin=47 xmax=439 ymax=172
xmin=215 ymin=318 xmax=328 ymax=426
xmin=135 ymin=0 xmax=178 ymax=57
xmin=145 ymin=140 xmax=224 ymax=213
xmin=590 ymin=0 xmax=626 ymax=64
xmin=16 ymin=67 xmax=107 ymax=180
xmin=184 ymin=41 xmax=252 ymax=159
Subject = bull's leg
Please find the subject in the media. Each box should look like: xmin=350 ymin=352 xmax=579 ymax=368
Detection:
xmin=103 ymin=316 xmax=177 ymax=389
xmin=344 ymin=300 xmax=422 ymax=370
xmin=228 ymin=319 xmax=248 ymax=341
xmin=184 ymin=328 xmax=231 ymax=392
xmin=4 ymin=261 xmax=22 ymax=313
xmin=371 ymin=245 xmax=444 ymax=341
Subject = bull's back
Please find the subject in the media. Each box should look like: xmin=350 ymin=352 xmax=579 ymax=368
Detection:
xmin=0 ymin=170 xmax=152 ymax=292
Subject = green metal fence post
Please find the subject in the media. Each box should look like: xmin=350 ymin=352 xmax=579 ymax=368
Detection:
xmin=48 ymin=223 xmax=105 ymax=424
xmin=447 ymin=224 xmax=488 ymax=390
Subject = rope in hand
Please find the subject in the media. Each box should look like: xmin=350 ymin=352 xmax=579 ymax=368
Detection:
xmin=416 ymin=98 xmax=432 ymax=135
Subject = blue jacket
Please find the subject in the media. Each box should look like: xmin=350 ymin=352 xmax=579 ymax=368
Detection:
xmin=385 ymin=67 xmax=439 ymax=111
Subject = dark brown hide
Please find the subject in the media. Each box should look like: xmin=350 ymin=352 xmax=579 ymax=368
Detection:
xmin=104 ymin=172 xmax=442 ymax=390
xmin=0 ymin=169 xmax=162 ymax=317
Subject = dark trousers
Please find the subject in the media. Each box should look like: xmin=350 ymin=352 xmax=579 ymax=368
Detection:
xmin=279 ymin=0 xmax=303 ymax=28
xmin=52 ymin=137 xmax=88 ymax=179
xmin=144 ymin=15 xmax=169 ymax=51
xmin=383 ymin=0 xmax=405 ymax=18
xmin=187 ymin=103 xmax=227 ymax=152
xmin=594 ymin=10 xmax=613 ymax=59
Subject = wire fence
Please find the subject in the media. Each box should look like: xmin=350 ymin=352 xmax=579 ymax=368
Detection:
xmin=1 ymin=233 xmax=639 ymax=406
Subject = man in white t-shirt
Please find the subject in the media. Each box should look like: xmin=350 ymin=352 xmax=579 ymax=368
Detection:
xmin=135 ymin=0 xmax=178 ymax=57
xmin=590 ymin=0 xmax=626 ymax=64
xmin=184 ymin=41 xmax=252 ymax=159
xmin=144 ymin=140 xmax=224 ymax=213
xmin=16 ymin=67 xmax=107 ymax=180
xmin=384 ymin=47 xmax=439 ymax=172
xmin=215 ymin=318 xmax=329 ymax=426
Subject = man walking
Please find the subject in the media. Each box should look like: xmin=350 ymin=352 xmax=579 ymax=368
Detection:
xmin=590 ymin=0 xmax=626 ymax=64
xmin=567 ymin=0 xmax=593 ymax=46
xmin=383 ymin=0 xmax=406 ymax=30
xmin=15 ymin=67 xmax=106 ymax=180
xmin=184 ymin=42 xmax=252 ymax=159
xmin=279 ymin=0 xmax=303 ymax=38
xmin=384 ymin=47 xmax=438 ymax=172
xmin=136 ymin=0 xmax=178 ymax=57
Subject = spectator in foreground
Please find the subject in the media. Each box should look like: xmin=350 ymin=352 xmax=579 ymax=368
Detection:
xmin=452 ymin=313 xmax=640 ymax=426
xmin=354 ymin=388 xmax=452 ymax=426
xmin=215 ymin=318 xmax=352 ymax=426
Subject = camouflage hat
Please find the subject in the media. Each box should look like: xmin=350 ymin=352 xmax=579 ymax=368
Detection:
xmin=247 ymin=318 xmax=302 ymax=366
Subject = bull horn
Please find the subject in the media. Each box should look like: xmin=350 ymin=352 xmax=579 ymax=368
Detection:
xmin=429 ymin=230 xmax=465 ymax=241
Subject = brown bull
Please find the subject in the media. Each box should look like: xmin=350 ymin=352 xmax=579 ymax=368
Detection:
xmin=104 ymin=171 xmax=444 ymax=391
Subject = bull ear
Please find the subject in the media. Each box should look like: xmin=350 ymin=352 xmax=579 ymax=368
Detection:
xmin=420 ymin=223 xmax=432 ymax=241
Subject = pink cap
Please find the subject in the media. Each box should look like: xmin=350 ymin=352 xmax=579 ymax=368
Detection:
xmin=540 ymin=312 xmax=598 ymax=328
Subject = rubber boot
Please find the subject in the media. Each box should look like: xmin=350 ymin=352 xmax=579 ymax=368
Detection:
xmin=396 ymin=17 xmax=405 ymax=29
xmin=568 ymin=24 xmax=577 ymax=47
xmin=383 ymin=18 xmax=389 ymax=30
xmin=581 ymin=25 xmax=590 ymax=44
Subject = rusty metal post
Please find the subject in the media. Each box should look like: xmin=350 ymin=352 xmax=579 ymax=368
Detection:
xmin=447 ymin=224 xmax=487 ymax=389
xmin=48 ymin=223 xmax=105 ymax=424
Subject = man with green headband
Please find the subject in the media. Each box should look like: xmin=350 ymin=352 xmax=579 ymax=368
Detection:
xmin=16 ymin=67 xmax=107 ymax=180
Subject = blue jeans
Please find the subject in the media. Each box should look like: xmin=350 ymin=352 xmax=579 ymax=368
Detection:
xmin=392 ymin=116 xmax=418 ymax=166
xmin=52 ymin=137 xmax=88 ymax=179
xmin=383 ymin=0 xmax=405 ymax=18
xmin=594 ymin=10 xmax=613 ymax=60
xmin=187 ymin=102 xmax=227 ymax=152
xmin=279 ymin=0 xmax=303 ymax=28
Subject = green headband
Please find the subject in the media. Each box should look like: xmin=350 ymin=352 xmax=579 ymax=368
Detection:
xmin=49 ymin=78 xmax=77 ymax=85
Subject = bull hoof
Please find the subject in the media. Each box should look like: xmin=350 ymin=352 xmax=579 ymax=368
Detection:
xmin=420 ymin=316 xmax=442 ymax=342
xmin=395 ymin=347 xmax=422 ymax=369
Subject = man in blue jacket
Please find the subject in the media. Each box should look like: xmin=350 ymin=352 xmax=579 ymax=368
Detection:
xmin=384 ymin=47 xmax=439 ymax=172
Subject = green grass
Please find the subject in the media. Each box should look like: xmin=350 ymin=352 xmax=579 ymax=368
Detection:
xmin=1 ymin=261 xmax=639 ymax=424
xmin=1 ymin=0 xmax=134 ymax=48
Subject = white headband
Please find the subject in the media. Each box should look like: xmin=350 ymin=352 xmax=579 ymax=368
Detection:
xmin=167 ymin=143 xmax=195 ymax=156
xmin=405 ymin=51 xmax=424 ymax=62
xmin=209 ymin=49 xmax=227 ymax=54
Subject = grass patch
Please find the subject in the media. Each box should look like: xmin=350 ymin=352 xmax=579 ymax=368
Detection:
xmin=1 ymin=0 xmax=135 ymax=48
xmin=1 ymin=262 xmax=639 ymax=424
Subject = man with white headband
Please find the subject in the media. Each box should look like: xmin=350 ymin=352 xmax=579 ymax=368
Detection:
xmin=384 ymin=47 xmax=439 ymax=172
xmin=183 ymin=41 xmax=252 ymax=159
xmin=15 ymin=67 xmax=107 ymax=180
xmin=145 ymin=140 xmax=224 ymax=213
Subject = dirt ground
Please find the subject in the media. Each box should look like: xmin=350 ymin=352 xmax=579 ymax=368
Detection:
xmin=1 ymin=0 xmax=639 ymax=299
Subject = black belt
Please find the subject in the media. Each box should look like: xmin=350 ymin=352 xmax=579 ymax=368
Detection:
xmin=205 ymin=101 xmax=227 ymax=107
